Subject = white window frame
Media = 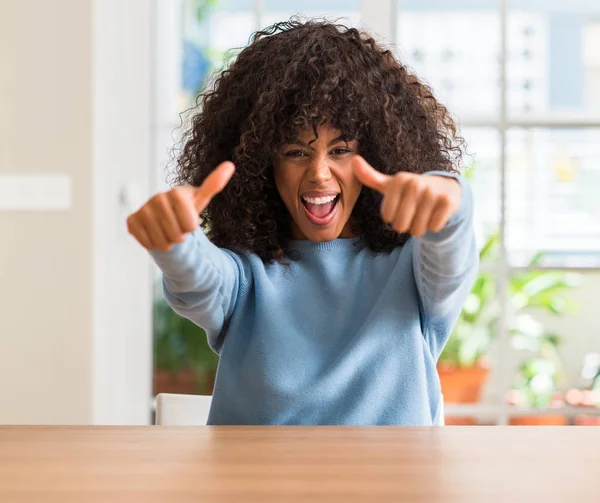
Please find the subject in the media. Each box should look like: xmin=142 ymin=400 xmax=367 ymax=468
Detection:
xmin=92 ymin=0 xmax=154 ymax=424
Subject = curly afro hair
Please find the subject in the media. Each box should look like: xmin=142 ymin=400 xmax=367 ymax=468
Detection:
xmin=174 ymin=18 xmax=465 ymax=263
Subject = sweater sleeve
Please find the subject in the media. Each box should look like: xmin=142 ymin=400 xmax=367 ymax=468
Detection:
xmin=149 ymin=228 xmax=251 ymax=353
xmin=412 ymin=172 xmax=479 ymax=360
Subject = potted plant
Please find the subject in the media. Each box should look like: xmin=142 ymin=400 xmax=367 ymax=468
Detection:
xmin=153 ymin=290 xmax=219 ymax=396
xmin=437 ymin=231 xmax=580 ymax=424
xmin=508 ymin=332 xmax=568 ymax=425
xmin=437 ymin=232 xmax=497 ymax=405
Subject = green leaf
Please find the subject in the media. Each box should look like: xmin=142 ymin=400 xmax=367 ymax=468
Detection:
xmin=478 ymin=232 xmax=499 ymax=263
xmin=153 ymin=287 xmax=219 ymax=376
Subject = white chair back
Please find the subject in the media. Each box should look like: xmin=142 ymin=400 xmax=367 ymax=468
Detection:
xmin=437 ymin=397 xmax=445 ymax=426
xmin=155 ymin=393 xmax=212 ymax=425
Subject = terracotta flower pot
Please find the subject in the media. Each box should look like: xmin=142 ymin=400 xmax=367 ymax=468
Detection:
xmin=437 ymin=363 xmax=489 ymax=425
xmin=574 ymin=415 xmax=600 ymax=426
xmin=509 ymin=415 xmax=567 ymax=426
xmin=438 ymin=364 xmax=489 ymax=403
xmin=153 ymin=369 xmax=216 ymax=396
xmin=154 ymin=369 xmax=198 ymax=395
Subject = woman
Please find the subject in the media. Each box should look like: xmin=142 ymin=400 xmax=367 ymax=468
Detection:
xmin=127 ymin=19 xmax=478 ymax=425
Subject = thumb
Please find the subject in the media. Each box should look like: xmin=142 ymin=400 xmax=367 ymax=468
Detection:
xmin=352 ymin=155 xmax=389 ymax=193
xmin=193 ymin=161 xmax=236 ymax=213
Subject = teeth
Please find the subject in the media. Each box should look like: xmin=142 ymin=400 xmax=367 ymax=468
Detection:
xmin=302 ymin=195 xmax=338 ymax=205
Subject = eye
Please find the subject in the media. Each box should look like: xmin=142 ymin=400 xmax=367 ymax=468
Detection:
xmin=284 ymin=150 xmax=308 ymax=158
xmin=330 ymin=147 xmax=352 ymax=156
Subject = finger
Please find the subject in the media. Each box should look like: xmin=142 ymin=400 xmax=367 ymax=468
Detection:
xmin=429 ymin=195 xmax=453 ymax=232
xmin=169 ymin=189 xmax=199 ymax=234
xmin=136 ymin=226 xmax=153 ymax=250
xmin=391 ymin=179 xmax=419 ymax=234
xmin=127 ymin=215 xmax=153 ymax=250
xmin=194 ymin=161 xmax=236 ymax=213
xmin=352 ymin=155 xmax=390 ymax=194
xmin=140 ymin=207 xmax=172 ymax=252
xmin=409 ymin=187 xmax=437 ymax=237
xmin=151 ymin=193 xmax=185 ymax=244
xmin=380 ymin=182 xmax=402 ymax=224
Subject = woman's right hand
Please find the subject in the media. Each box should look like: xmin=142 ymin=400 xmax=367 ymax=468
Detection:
xmin=127 ymin=161 xmax=235 ymax=252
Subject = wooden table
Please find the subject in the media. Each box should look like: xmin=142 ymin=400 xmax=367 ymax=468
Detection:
xmin=1 ymin=426 xmax=599 ymax=502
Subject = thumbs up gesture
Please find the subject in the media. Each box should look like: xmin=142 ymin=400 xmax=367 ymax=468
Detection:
xmin=352 ymin=156 xmax=461 ymax=237
xmin=127 ymin=161 xmax=235 ymax=252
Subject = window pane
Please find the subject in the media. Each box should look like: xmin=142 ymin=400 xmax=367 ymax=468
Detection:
xmin=263 ymin=0 xmax=360 ymax=28
xmin=506 ymin=128 xmax=600 ymax=267
xmin=506 ymin=271 xmax=600 ymax=425
xmin=462 ymin=127 xmax=501 ymax=254
xmin=396 ymin=2 xmax=500 ymax=121
xmin=508 ymin=0 xmax=600 ymax=118
xmin=181 ymin=0 xmax=256 ymax=106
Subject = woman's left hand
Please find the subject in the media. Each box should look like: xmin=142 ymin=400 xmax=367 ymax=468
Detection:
xmin=352 ymin=155 xmax=462 ymax=237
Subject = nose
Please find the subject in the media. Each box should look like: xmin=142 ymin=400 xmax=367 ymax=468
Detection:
xmin=307 ymin=155 xmax=332 ymax=184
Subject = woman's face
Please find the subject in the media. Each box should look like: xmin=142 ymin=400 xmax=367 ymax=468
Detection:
xmin=273 ymin=125 xmax=362 ymax=242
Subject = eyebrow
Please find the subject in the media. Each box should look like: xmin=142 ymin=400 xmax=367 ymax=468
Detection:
xmin=290 ymin=136 xmax=350 ymax=149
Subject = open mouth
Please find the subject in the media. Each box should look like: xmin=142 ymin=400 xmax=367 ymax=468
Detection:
xmin=301 ymin=193 xmax=341 ymax=226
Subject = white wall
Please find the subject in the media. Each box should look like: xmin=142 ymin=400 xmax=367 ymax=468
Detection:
xmin=0 ymin=0 xmax=152 ymax=424
xmin=0 ymin=0 xmax=93 ymax=424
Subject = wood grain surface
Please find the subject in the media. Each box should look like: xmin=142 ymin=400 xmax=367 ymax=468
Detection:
xmin=0 ymin=426 xmax=598 ymax=503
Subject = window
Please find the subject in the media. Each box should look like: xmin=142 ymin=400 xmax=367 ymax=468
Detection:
xmin=263 ymin=0 xmax=360 ymax=28
xmin=397 ymin=0 xmax=600 ymax=425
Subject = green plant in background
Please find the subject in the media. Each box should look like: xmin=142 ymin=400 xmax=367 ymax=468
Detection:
xmin=439 ymin=164 xmax=581 ymax=407
xmin=508 ymin=267 xmax=580 ymax=407
xmin=440 ymin=235 xmax=579 ymax=367
xmin=153 ymin=288 xmax=218 ymax=393
xmin=513 ymin=350 xmax=562 ymax=408
xmin=191 ymin=0 xmax=219 ymax=20
xmin=154 ymin=0 xmax=225 ymax=393
xmin=439 ymin=231 xmax=499 ymax=368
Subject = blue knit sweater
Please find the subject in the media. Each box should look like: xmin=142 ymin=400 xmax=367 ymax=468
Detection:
xmin=150 ymin=172 xmax=478 ymax=425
